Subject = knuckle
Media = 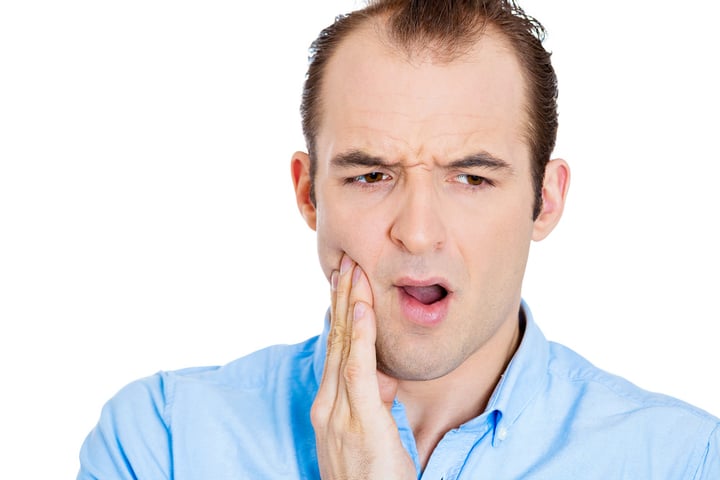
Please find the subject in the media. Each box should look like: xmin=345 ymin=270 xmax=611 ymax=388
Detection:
xmin=310 ymin=399 xmax=330 ymax=426
xmin=342 ymin=362 xmax=364 ymax=385
xmin=327 ymin=326 xmax=346 ymax=348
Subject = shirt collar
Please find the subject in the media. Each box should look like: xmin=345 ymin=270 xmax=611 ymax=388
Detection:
xmin=312 ymin=301 xmax=550 ymax=445
xmin=483 ymin=300 xmax=549 ymax=445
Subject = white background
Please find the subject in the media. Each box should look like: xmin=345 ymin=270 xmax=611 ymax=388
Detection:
xmin=1 ymin=1 xmax=718 ymax=477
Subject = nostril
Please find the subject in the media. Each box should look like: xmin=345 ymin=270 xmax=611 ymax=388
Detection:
xmin=389 ymin=201 xmax=446 ymax=255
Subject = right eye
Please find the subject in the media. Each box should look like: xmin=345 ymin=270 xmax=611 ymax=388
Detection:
xmin=350 ymin=172 xmax=390 ymax=184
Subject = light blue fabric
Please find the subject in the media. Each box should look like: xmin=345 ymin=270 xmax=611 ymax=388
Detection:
xmin=78 ymin=304 xmax=719 ymax=479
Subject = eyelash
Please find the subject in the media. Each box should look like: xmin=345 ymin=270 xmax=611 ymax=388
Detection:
xmin=345 ymin=172 xmax=391 ymax=185
xmin=454 ymin=174 xmax=494 ymax=187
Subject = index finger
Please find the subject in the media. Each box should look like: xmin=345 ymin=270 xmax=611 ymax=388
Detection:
xmin=318 ymin=254 xmax=355 ymax=396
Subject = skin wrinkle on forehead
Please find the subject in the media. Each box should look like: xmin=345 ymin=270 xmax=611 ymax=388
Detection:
xmin=340 ymin=97 xmax=522 ymax=126
xmin=330 ymin=149 xmax=516 ymax=178
xmin=328 ymin=125 xmax=524 ymax=175
xmin=316 ymin=19 xmax=532 ymax=153
xmin=323 ymin=90 xmax=528 ymax=184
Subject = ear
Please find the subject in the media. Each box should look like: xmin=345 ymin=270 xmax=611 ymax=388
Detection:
xmin=532 ymin=159 xmax=570 ymax=241
xmin=291 ymin=151 xmax=317 ymax=231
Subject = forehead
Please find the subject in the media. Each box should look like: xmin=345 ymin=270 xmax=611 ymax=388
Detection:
xmin=315 ymin=23 xmax=530 ymax=167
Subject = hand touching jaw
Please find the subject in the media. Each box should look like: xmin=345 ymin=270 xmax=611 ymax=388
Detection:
xmin=310 ymin=254 xmax=417 ymax=480
xmin=311 ymin=253 xmax=524 ymax=475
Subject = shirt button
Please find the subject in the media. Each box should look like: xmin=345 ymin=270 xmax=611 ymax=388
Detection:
xmin=497 ymin=426 xmax=508 ymax=441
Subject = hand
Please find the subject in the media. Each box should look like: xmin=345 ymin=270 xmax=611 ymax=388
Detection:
xmin=311 ymin=255 xmax=417 ymax=480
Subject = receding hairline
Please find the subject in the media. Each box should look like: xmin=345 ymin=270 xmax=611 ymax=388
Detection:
xmin=314 ymin=16 xmax=534 ymax=152
xmin=333 ymin=12 xmax=520 ymax=66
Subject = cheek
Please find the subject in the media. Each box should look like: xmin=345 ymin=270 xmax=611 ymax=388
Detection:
xmin=456 ymin=201 xmax=534 ymax=275
xmin=315 ymin=202 xmax=386 ymax=281
xmin=488 ymin=217 xmax=533 ymax=283
xmin=315 ymin=210 xmax=342 ymax=280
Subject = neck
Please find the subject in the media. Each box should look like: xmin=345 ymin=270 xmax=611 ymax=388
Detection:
xmin=396 ymin=312 xmax=522 ymax=469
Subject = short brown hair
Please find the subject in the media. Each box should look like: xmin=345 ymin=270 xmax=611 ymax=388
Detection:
xmin=300 ymin=0 xmax=558 ymax=219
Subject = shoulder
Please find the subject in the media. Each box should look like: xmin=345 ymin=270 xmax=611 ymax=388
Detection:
xmin=160 ymin=334 xmax=322 ymax=393
xmin=547 ymin=340 xmax=717 ymax=423
xmin=79 ymin=336 xmax=323 ymax=478
xmin=102 ymin=334 xmax=322 ymax=418
xmin=79 ymin=373 xmax=174 ymax=478
xmin=544 ymin=341 xmax=719 ymax=471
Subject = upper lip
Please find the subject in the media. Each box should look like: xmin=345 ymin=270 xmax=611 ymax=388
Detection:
xmin=394 ymin=276 xmax=453 ymax=293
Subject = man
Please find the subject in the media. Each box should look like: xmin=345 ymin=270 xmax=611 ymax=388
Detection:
xmin=78 ymin=0 xmax=719 ymax=478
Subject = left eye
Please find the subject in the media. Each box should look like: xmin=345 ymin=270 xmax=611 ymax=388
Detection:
xmin=456 ymin=174 xmax=487 ymax=186
xmin=354 ymin=172 xmax=388 ymax=183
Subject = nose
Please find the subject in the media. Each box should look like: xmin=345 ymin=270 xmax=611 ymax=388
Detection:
xmin=389 ymin=182 xmax=446 ymax=254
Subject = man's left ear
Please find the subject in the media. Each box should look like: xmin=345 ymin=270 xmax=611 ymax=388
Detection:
xmin=532 ymin=159 xmax=570 ymax=241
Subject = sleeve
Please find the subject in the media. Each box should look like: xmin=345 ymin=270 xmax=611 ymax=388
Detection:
xmin=77 ymin=373 xmax=173 ymax=480
xmin=693 ymin=422 xmax=720 ymax=480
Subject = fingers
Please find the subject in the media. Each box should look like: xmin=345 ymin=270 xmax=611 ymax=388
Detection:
xmin=315 ymin=255 xmax=371 ymax=414
xmin=347 ymin=262 xmax=373 ymax=315
xmin=311 ymin=256 xmax=416 ymax=479
xmin=342 ymin=266 xmax=386 ymax=418
xmin=343 ymin=299 xmax=381 ymax=414
xmin=330 ymin=255 xmax=354 ymax=364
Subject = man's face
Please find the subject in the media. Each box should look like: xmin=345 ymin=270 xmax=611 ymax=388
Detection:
xmin=296 ymin=26 xmax=558 ymax=381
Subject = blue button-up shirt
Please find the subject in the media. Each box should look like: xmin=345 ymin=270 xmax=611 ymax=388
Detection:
xmin=78 ymin=305 xmax=719 ymax=479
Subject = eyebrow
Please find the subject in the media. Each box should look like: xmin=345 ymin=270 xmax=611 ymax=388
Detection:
xmin=446 ymin=152 xmax=514 ymax=173
xmin=330 ymin=150 xmax=397 ymax=169
xmin=330 ymin=149 xmax=514 ymax=173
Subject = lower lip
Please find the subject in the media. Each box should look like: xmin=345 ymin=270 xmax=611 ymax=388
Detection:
xmin=397 ymin=287 xmax=450 ymax=327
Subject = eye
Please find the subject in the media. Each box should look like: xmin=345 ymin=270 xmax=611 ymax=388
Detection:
xmin=352 ymin=172 xmax=389 ymax=184
xmin=456 ymin=174 xmax=489 ymax=186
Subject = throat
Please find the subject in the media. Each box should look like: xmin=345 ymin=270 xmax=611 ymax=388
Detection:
xmin=401 ymin=388 xmax=492 ymax=472
xmin=397 ymin=313 xmax=524 ymax=471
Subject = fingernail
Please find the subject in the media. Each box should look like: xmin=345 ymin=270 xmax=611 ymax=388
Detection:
xmin=351 ymin=266 xmax=361 ymax=286
xmin=331 ymin=271 xmax=338 ymax=291
xmin=340 ymin=255 xmax=352 ymax=276
xmin=353 ymin=302 xmax=366 ymax=321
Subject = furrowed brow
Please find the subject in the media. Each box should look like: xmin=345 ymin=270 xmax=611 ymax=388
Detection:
xmin=447 ymin=152 xmax=514 ymax=173
xmin=330 ymin=150 xmax=397 ymax=170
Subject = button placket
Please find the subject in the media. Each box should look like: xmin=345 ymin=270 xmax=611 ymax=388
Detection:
xmin=420 ymin=420 xmax=494 ymax=480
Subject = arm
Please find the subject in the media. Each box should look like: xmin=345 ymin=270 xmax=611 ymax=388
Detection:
xmin=77 ymin=374 xmax=172 ymax=480
xmin=693 ymin=423 xmax=720 ymax=480
xmin=311 ymin=255 xmax=416 ymax=479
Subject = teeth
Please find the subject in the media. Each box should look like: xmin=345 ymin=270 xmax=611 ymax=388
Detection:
xmin=403 ymin=285 xmax=447 ymax=305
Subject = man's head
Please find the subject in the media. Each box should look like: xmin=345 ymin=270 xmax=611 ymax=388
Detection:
xmin=291 ymin=0 xmax=569 ymax=381
xmin=301 ymin=0 xmax=559 ymax=220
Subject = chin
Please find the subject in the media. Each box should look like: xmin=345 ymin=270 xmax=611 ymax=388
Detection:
xmin=375 ymin=339 xmax=464 ymax=382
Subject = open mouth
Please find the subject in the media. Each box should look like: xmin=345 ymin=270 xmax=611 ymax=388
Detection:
xmin=401 ymin=284 xmax=449 ymax=305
